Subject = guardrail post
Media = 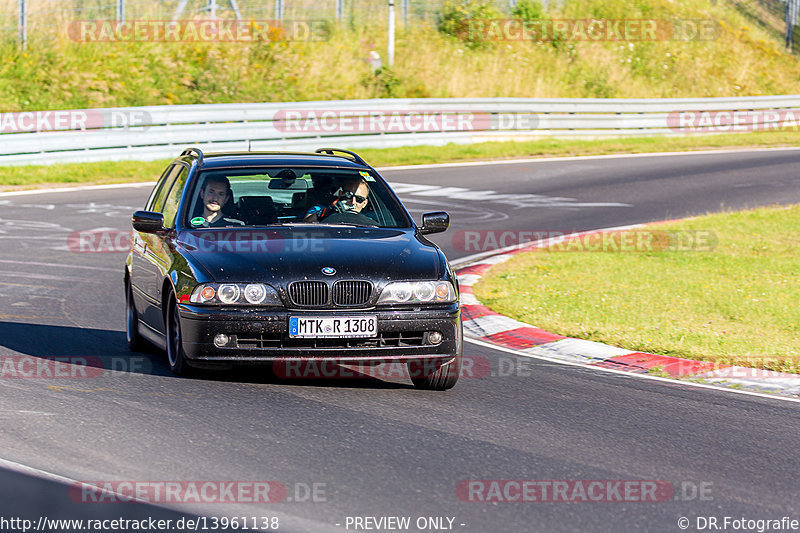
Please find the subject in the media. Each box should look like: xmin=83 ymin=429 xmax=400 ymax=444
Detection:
xmin=402 ymin=0 xmax=408 ymax=26
xmin=337 ymin=0 xmax=344 ymax=22
xmin=173 ymin=0 xmax=189 ymax=20
xmin=116 ymin=0 xmax=125 ymax=22
xmin=275 ymin=0 xmax=284 ymax=21
xmin=787 ymin=0 xmax=800 ymax=52
xmin=228 ymin=0 xmax=242 ymax=19
xmin=388 ymin=0 xmax=395 ymax=67
xmin=18 ymin=0 xmax=26 ymax=49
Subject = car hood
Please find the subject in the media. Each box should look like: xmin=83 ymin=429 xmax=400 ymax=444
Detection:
xmin=177 ymin=226 xmax=444 ymax=284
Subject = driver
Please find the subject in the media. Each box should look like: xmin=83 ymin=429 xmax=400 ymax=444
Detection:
xmin=195 ymin=176 xmax=244 ymax=228
xmin=306 ymin=177 xmax=371 ymax=222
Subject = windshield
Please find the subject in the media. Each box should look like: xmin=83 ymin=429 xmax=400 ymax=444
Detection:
xmin=183 ymin=167 xmax=411 ymax=229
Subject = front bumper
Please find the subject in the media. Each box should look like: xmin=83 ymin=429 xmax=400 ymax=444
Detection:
xmin=178 ymin=303 xmax=461 ymax=363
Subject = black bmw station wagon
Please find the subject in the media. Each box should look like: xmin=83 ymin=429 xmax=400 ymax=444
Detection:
xmin=125 ymin=148 xmax=462 ymax=390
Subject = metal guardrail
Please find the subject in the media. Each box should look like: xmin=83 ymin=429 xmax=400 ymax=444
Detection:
xmin=2 ymin=96 xmax=800 ymax=166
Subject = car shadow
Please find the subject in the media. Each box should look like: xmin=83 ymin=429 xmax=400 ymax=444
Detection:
xmin=222 ymin=363 xmax=415 ymax=390
xmin=0 ymin=321 xmax=414 ymax=389
xmin=0 ymin=321 xmax=171 ymax=377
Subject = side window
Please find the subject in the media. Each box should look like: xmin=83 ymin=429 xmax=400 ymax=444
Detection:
xmin=145 ymin=164 xmax=176 ymax=211
xmin=162 ymin=167 xmax=189 ymax=228
xmin=150 ymin=165 xmax=183 ymax=214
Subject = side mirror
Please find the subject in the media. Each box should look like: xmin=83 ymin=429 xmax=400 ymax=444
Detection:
xmin=132 ymin=211 xmax=165 ymax=234
xmin=420 ymin=211 xmax=449 ymax=235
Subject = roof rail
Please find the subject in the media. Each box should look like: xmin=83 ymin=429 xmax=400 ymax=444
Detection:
xmin=180 ymin=147 xmax=204 ymax=166
xmin=315 ymin=148 xmax=367 ymax=167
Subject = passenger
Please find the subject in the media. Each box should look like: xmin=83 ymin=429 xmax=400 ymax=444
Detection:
xmin=307 ymin=177 xmax=371 ymax=223
xmin=195 ymin=176 xmax=244 ymax=227
xmin=302 ymin=174 xmax=336 ymax=221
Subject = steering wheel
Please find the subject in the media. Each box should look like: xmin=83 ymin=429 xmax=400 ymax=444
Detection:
xmin=321 ymin=211 xmax=379 ymax=226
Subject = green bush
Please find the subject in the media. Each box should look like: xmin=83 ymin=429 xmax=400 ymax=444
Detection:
xmin=512 ymin=0 xmax=544 ymax=21
xmin=438 ymin=0 xmax=503 ymax=47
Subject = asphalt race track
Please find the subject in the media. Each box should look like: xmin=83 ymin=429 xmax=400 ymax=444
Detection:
xmin=0 ymin=149 xmax=799 ymax=532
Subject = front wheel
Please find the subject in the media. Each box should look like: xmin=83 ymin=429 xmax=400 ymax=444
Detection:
xmin=408 ymin=354 xmax=461 ymax=391
xmin=165 ymin=294 xmax=191 ymax=376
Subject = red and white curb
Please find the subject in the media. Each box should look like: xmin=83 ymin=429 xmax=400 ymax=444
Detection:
xmin=454 ymin=226 xmax=800 ymax=398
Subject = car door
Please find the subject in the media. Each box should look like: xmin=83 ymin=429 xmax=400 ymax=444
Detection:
xmin=143 ymin=165 xmax=189 ymax=334
xmin=130 ymin=165 xmax=174 ymax=313
xmin=131 ymin=164 xmax=182 ymax=334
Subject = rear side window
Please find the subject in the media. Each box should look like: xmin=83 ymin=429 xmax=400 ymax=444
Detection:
xmin=148 ymin=165 xmax=183 ymax=213
xmin=161 ymin=167 xmax=189 ymax=228
xmin=145 ymin=165 xmax=176 ymax=211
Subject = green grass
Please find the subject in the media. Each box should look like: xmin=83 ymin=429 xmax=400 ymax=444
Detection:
xmin=473 ymin=205 xmax=800 ymax=373
xmin=3 ymin=129 xmax=800 ymax=191
xmin=0 ymin=160 xmax=170 ymax=189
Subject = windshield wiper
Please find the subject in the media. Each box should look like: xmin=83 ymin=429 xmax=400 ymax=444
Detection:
xmin=317 ymin=222 xmax=380 ymax=228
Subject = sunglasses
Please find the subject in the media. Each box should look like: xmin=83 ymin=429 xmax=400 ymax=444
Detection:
xmin=338 ymin=191 xmax=368 ymax=203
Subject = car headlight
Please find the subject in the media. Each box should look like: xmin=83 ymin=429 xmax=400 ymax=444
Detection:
xmin=189 ymin=283 xmax=282 ymax=306
xmin=378 ymin=281 xmax=456 ymax=304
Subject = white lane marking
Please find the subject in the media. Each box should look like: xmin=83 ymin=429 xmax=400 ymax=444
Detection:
xmin=0 ymin=411 xmax=55 ymax=416
xmin=456 ymin=274 xmax=482 ymax=287
xmin=65 ymin=202 xmax=138 ymax=217
xmin=0 ymin=201 xmax=137 ymax=218
xmin=399 ymin=195 xmax=509 ymax=221
xmin=693 ymin=367 xmax=800 ymax=395
xmin=465 ymin=336 xmax=800 ymax=404
xmin=0 ymin=456 xmax=94 ymax=484
xmin=0 ymin=259 xmax=118 ymax=273
xmin=0 ymin=218 xmax=71 ymax=232
xmin=462 ymin=315 xmax=531 ymax=337
xmin=471 ymin=254 xmax=514 ymax=266
xmin=0 ymin=200 xmax=55 ymax=210
xmin=0 ymin=456 xmax=153 ymax=505
xmin=460 ymin=293 xmax=480 ymax=306
xmin=524 ymin=338 xmax=634 ymax=362
xmin=379 ymin=146 xmax=800 ymax=171
xmin=389 ymin=181 xmax=630 ymax=208
xmin=0 ymin=271 xmax=93 ymax=283
xmin=0 ymin=181 xmax=155 ymax=198
xmin=0 ymin=235 xmax=74 ymax=240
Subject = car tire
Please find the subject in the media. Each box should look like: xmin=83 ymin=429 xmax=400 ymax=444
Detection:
xmin=166 ymin=294 xmax=191 ymax=376
xmin=408 ymin=354 xmax=461 ymax=391
xmin=125 ymin=281 xmax=146 ymax=352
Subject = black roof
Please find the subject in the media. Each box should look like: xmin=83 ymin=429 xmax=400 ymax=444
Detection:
xmin=178 ymin=150 xmax=371 ymax=170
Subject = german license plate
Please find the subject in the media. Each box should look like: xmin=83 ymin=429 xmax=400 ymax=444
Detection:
xmin=289 ymin=316 xmax=378 ymax=338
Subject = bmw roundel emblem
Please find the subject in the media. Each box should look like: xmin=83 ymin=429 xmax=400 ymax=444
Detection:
xmin=321 ymin=267 xmax=336 ymax=276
